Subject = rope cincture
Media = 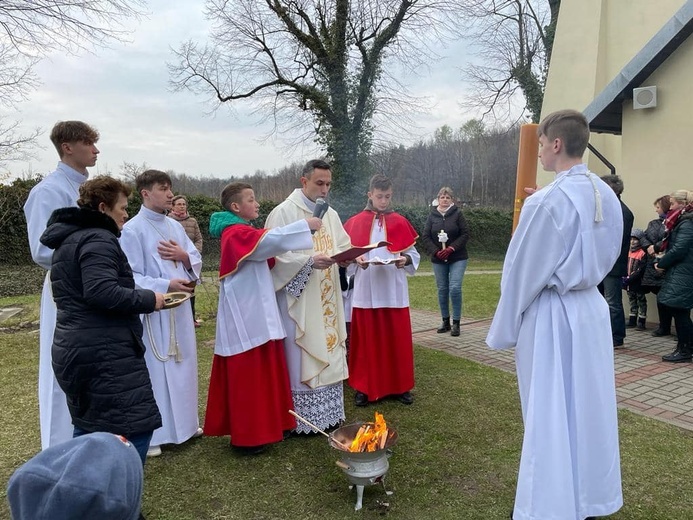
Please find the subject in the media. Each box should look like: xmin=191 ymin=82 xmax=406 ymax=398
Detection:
xmin=586 ymin=173 xmax=604 ymax=223
xmin=145 ymin=309 xmax=182 ymax=363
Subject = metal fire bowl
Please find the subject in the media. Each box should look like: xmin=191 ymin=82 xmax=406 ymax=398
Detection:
xmin=328 ymin=422 xmax=398 ymax=460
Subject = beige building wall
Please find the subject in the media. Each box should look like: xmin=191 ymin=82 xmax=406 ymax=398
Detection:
xmin=540 ymin=0 xmax=692 ymax=324
xmin=540 ymin=0 xmax=689 ymax=220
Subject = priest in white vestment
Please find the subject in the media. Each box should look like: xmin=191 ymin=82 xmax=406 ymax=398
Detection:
xmin=23 ymin=121 xmax=100 ymax=449
xmin=120 ymin=170 xmax=202 ymax=455
xmin=486 ymin=110 xmax=623 ymax=520
xmin=265 ymin=160 xmax=352 ymax=433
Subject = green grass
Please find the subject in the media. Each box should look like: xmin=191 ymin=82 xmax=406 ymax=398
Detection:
xmin=417 ymin=254 xmax=503 ymax=274
xmin=2 ymin=271 xmax=693 ymax=519
xmin=408 ymin=273 xmax=501 ymax=319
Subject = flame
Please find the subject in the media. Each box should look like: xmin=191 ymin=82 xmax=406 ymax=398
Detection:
xmin=349 ymin=412 xmax=389 ymax=452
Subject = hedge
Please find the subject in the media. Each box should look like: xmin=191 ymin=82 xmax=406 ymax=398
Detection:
xmin=1 ymin=184 xmax=511 ymax=270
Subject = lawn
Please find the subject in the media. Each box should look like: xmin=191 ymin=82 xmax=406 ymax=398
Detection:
xmin=1 ymin=270 xmax=693 ymax=519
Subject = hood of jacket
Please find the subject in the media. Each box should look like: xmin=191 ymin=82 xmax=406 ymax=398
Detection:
xmin=40 ymin=207 xmax=120 ymax=250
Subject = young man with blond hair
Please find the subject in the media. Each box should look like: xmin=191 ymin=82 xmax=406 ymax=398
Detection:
xmin=486 ymin=109 xmax=623 ymax=520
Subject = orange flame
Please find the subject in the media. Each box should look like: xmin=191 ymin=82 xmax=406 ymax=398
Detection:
xmin=349 ymin=412 xmax=388 ymax=452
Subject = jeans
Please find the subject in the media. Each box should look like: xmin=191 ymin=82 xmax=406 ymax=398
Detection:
xmin=432 ymin=259 xmax=468 ymax=321
xmin=600 ymin=275 xmax=626 ymax=342
xmin=74 ymin=426 xmax=152 ymax=466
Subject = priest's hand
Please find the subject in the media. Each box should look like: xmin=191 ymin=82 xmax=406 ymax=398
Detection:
xmin=305 ymin=217 xmax=323 ymax=232
xmin=154 ymin=293 xmax=166 ymax=310
xmin=312 ymin=253 xmax=335 ymax=270
xmin=158 ymin=240 xmax=191 ymax=269
xmin=169 ymin=279 xmax=195 ymax=293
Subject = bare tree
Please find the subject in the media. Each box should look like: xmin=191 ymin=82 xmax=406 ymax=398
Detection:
xmin=460 ymin=0 xmax=560 ymax=123
xmin=0 ymin=1 xmax=145 ymax=170
xmin=169 ymin=0 xmax=465 ymax=211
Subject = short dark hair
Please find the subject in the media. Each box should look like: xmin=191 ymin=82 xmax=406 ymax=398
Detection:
xmin=537 ymin=109 xmax=590 ymax=157
xmin=600 ymin=174 xmax=624 ymax=196
xmin=135 ymin=170 xmax=172 ymax=195
xmin=77 ymin=176 xmax=131 ymax=211
xmin=369 ymin=173 xmax=392 ymax=192
xmin=220 ymin=182 xmax=253 ymax=212
xmin=302 ymin=159 xmax=331 ymax=178
xmin=50 ymin=121 xmax=99 ymax=157
xmin=654 ymin=195 xmax=671 ymax=214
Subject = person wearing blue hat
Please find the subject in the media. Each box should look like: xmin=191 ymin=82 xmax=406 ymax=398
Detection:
xmin=7 ymin=432 xmax=144 ymax=520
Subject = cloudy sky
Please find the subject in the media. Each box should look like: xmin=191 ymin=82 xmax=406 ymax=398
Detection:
xmin=9 ymin=1 xmax=490 ymax=180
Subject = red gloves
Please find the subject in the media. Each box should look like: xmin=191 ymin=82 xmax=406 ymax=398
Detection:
xmin=436 ymin=247 xmax=454 ymax=260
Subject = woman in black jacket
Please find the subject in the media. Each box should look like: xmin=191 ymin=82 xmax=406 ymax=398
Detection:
xmin=421 ymin=187 xmax=470 ymax=337
xmin=640 ymin=195 xmax=672 ymax=335
xmin=40 ymin=176 xmax=165 ymax=464
xmin=657 ymin=190 xmax=693 ymax=363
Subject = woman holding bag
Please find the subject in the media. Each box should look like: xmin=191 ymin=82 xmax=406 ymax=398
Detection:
xmin=421 ymin=187 xmax=470 ymax=337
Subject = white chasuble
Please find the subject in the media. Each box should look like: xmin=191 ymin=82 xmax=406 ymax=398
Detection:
xmin=265 ymin=189 xmax=351 ymax=432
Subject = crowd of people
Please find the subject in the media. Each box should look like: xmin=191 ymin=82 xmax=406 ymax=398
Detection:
xmin=8 ymin=114 xmax=693 ymax=520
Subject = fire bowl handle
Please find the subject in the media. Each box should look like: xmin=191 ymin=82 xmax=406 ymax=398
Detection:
xmin=335 ymin=460 xmax=351 ymax=471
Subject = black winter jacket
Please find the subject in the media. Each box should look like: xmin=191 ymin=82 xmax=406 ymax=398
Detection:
xmin=640 ymin=216 xmax=666 ymax=288
xmin=657 ymin=212 xmax=693 ymax=310
xmin=40 ymin=207 xmax=162 ymax=436
xmin=607 ymin=199 xmax=634 ymax=277
xmin=421 ymin=205 xmax=470 ymax=264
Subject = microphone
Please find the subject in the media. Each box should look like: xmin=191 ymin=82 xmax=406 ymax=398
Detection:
xmin=311 ymin=197 xmax=329 ymax=234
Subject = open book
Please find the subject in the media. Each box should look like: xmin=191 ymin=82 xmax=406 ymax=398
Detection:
xmin=330 ymin=241 xmax=390 ymax=263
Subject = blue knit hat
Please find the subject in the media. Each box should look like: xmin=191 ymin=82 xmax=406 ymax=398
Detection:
xmin=6 ymin=432 xmax=143 ymax=520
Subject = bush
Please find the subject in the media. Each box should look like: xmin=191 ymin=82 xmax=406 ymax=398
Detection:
xmin=0 ymin=177 xmax=40 ymax=265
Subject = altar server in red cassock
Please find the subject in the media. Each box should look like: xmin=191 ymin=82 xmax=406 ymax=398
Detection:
xmin=344 ymin=174 xmax=420 ymax=406
xmin=204 ymin=182 xmax=322 ymax=453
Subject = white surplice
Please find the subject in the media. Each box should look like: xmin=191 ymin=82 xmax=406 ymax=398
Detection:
xmin=486 ymin=164 xmax=624 ymax=520
xmin=23 ymin=162 xmax=88 ymax=449
xmin=215 ymin=220 xmax=314 ymax=357
xmin=349 ymin=223 xmax=419 ymax=309
xmin=265 ymin=189 xmax=351 ymax=432
xmin=120 ymin=206 xmax=202 ymax=447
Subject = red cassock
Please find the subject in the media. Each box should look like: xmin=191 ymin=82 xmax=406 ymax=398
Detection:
xmin=343 ymin=211 xmax=418 ymax=401
xmin=204 ymin=224 xmax=294 ymax=446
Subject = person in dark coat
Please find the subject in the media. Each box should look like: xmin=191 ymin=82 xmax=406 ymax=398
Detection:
xmin=657 ymin=190 xmax=693 ymax=363
xmin=640 ymin=195 xmax=673 ymax=336
xmin=39 ymin=176 xmax=165 ymax=464
xmin=599 ymin=175 xmax=634 ymax=347
xmin=421 ymin=187 xmax=470 ymax=337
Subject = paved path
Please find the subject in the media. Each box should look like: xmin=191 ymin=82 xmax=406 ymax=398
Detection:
xmin=410 ymin=308 xmax=693 ymax=432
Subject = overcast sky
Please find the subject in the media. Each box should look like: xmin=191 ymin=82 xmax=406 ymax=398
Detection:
xmin=9 ymin=1 xmax=495 ymax=180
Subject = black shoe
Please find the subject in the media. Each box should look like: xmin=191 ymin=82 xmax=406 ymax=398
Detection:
xmin=398 ymin=392 xmax=414 ymax=405
xmin=451 ymin=320 xmax=460 ymax=337
xmin=626 ymin=316 xmax=637 ymax=328
xmin=354 ymin=391 xmax=369 ymax=407
xmin=613 ymin=339 xmax=624 ymax=348
xmin=662 ymin=347 xmax=693 ymax=363
xmin=652 ymin=328 xmax=671 ymax=337
xmin=436 ymin=318 xmax=451 ymax=333
xmin=232 ymin=444 xmax=268 ymax=455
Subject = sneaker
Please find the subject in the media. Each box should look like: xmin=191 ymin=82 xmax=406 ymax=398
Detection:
xmin=146 ymin=445 xmax=162 ymax=458
xmin=194 ymin=320 xmax=201 ymax=328
xmin=192 ymin=427 xmax=204 ymax=438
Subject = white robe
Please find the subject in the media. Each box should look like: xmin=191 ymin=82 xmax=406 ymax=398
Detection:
xmin=215 ymin=220 xmax=314 ymax=357
xmin=486 ymin=164 xmax=624 ymax=520
xmin=265 ymin=189 xmax=351 ymax=432
xmin=23 ymin=162 xmax=88 ymax=449
xmin=120 ymin=206 xmax=202 ymax=447
xmin=349 ymin=223 xmax=419 ymax=309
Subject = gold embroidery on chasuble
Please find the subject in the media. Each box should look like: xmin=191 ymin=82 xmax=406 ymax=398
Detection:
xmin=313 ymin=227 xmax=339 ymax=353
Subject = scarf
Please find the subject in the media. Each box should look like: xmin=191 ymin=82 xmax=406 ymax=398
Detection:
xmin=661 ymin=203 xmax=693 ymax=251
xmin=170 ymin=209 xmax=188 ymax=220
xmin=209 ymin=211 xmax=247 ymax=238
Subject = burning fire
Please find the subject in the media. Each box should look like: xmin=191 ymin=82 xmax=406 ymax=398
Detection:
xmin=349 ymin=412 xmax=389 ymax=452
